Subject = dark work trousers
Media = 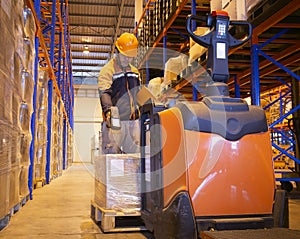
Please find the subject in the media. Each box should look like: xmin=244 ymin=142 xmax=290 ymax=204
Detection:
xmin=101 ymin=120 xmax=140 ymax=154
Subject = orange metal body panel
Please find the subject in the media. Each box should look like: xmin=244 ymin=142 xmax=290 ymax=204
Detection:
xmin=185 ymin=130 xmax=275 ymax=216
xmin=158 ymin=108 xmax=188 ymax=207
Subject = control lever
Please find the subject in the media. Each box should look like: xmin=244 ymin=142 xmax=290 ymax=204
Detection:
xmin=186 ymin=11 xmax=252 ymax=84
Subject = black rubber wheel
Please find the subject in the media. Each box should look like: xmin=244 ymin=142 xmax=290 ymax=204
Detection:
xmin=281 ymin=181 xmax=293 ymax=192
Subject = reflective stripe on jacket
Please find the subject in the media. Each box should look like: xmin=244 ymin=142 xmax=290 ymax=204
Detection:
xmin=98 ymin=57 xmax=140 ymax=120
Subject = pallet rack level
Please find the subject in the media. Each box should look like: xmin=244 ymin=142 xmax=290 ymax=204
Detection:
xmin=137 ymin=0 xmax=300 ymax=184
xmin=25 ymin=0 xmax=74 ymax=194
xmin=251 ymin=6 xmax=300 ymax=184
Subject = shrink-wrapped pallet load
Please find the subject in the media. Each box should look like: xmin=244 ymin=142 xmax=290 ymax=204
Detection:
xmin=19 ymin=165 xmax=29 ymax=199
xmin=0 ymin=1 xmax=15 ymax=221
xmin=0 ymin=70 xmax=13 ymax=124
xmin=0 ymin=0 xmax=36 ymax=223
xmin=94 ymin=154 xmax=141 ymax=212
xmin=33 ymin=70 xmax=48 ymax=184
xmin=10 ymin=125 xmax=20 ymax=209
xmin=50 ymin=93 xmax=63 ymax=178
xmin=67 ymin=127 xmax=73 ymax=168
xmin=19 ymin=133 xmax=31 ymax=167
xmin=0 ymin=120 xmax=12 ymax=219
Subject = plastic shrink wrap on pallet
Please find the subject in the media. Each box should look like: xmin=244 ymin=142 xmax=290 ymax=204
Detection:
xmin=0 ymin=121 xmax=12 ymax=218
xmin=19 ymin=165 xmax=29 ymax=199
xmin=0 ymin=7 xmax=14 ymax=79
xmin=0 ymin=1 xmax=15 ymax=220
xmin=94 ymin=154 xmax=141 ymax=212
xmin=0 ymin=70 xmax=13 ymax=124
xmin=0 ymin=0 xmax=36 ymax=221
xmin=19 ymin=102 xmax=31 ymax=133
xmin=17 ymin=3 xmax=35 ymax=203
xmin=19 ymin=133 xmax=31 ymax=167
xmin=51 ymin=93 xmax=63 ymax=178
xmin=67 ymin=127 xmax=73 ymax=168
xmin=34 ymin=70 xmax=48 ymax=183
xmin=21 ymin=70 xmax=34 ymax=106
xmin=10 ymin=128 xmax=21 ymax=209
xmin=23 ymin=6 xmax=36 ymax=75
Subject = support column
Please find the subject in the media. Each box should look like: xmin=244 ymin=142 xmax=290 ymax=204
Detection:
xmin=46 ymin=0 xmax=57 ymax=184
xmin=291 ymin=75 xmax=300 ymax=189
xmin=29 ymin=0 xmax=41 ymax=200
xmin=234 ymin=75 xmax=240 ymax=98
xmin=251 ymin=36 xmax=260 ymax=106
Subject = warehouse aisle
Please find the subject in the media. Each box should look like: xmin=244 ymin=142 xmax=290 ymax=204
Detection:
xmin=0 ymin=163 xmax=152 ymax=239
xmin=1 ymin=163 xmax=300 ymax=239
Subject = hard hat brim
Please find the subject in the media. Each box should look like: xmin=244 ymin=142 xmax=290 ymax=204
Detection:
xmin=117 ymin=47 xmax=138 ymax=58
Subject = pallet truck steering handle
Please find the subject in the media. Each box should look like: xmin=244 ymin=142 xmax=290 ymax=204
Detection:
xmin=186 ymin=14 xmax=252 ymax=49
xmin=228 ymin=20 xmax=252 ymax=47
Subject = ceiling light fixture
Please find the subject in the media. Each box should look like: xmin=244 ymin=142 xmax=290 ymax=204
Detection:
xmin=83 ymin=45 xmax=89 ymax=54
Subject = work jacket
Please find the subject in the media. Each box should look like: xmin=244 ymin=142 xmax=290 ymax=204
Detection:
xmin=98 ymin=57 xmax=140 ymax=120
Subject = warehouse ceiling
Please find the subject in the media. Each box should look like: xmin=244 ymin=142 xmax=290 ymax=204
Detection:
xmin=68 ymin=0 xmax=136 ymax=86
xmin=69 ymin=0 xmax=300 ymax=100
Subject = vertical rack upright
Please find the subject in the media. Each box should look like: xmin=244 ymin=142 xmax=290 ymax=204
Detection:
xmin=25 ymin=0 xmax=73 ymax=194
xmin=249 ymin=0 xmax=300 ymax=185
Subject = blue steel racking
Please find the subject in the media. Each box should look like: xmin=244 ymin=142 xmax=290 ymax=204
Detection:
xmin=25 ymin=0 xmax=73 ymax=198
xmin=250 ymin=3 xmax=300 ymax=184
xmin=137 ymin=0 xmax=300 ymax=184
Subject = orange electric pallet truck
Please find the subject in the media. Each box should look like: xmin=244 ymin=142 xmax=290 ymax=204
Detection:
xmin=139 ymin=11 xmax=278 ymax=238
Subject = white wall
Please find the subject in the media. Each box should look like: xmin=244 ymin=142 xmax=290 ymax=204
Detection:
xmin=73 ymin=96 xmax=102 ymax=163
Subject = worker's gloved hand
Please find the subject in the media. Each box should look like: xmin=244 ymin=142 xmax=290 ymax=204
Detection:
xmin=105 ymin=110 xmax=111 ymax=128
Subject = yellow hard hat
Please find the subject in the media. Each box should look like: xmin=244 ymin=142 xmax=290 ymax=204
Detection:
xmin=115 ymin=32 xmax=138 ymax=57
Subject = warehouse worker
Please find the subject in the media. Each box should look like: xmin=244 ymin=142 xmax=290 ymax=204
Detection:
xmin=98 ymin=32 xmax=141 ymax=154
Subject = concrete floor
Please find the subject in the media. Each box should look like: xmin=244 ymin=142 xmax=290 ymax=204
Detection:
xmin=0 ymin=163 xmax=299 ymax=239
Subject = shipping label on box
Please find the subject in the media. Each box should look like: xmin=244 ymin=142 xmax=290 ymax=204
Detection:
xmin=94 ymin=154 xmax=141 ymax=211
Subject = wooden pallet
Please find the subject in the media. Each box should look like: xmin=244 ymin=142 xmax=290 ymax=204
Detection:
xmin=33 ymin=178 xmax=46 ymax=189
xmin=90 ymin=201 xmax=146 ymax=233
xmin=0 ymin=214 xmax=10 ymax=231
xmin=9 ymin=194 xmax=30 ymax=216
xmin=20 ymin=194 xmax=30 ymax=207
xmin=0 ymin=194 xmax=30 ymax=231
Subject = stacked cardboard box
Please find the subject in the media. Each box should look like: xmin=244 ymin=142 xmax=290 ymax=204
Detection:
xmin=67 ymin=126 xmax=73 ymax=169
xmin=51 ymin=93 xmax=63 ymax=178
xmin=0 ymin=0 xmax=36 ymax=221
xmin=33 ymin=70 xmax=48 ymax=184
xmin=94 ymin=154 xmax=141 ymax=212
xmin=18 ymin=5 xmax=35 ymax=202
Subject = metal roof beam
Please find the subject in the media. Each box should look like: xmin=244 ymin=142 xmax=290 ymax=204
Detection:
xmin=253 ymin=0 xmax=300 ymax=36
xmin=72 ymin=63 xmax=104 ymax=66
xmin=70 ymin=33 xmax=116 ymax=38
xmin=72 ymin=49 xmax=110 ymax=53
xmin=72 ymin=56 xmax=107 ymax=60
xmin=69 ymin=13 xmax=132 ymax=19
xmin=68 ymin=1 xmax=134 ymax=7
xmin=71 ymin=42 xmax=111 ymax=46
xmin=111 ymin=0 xmax=126 ymax=56
xmin=69 ymin=23 xmax=132 ymax=28
xmin=73 ymin=69 xmax=103 ymax=72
